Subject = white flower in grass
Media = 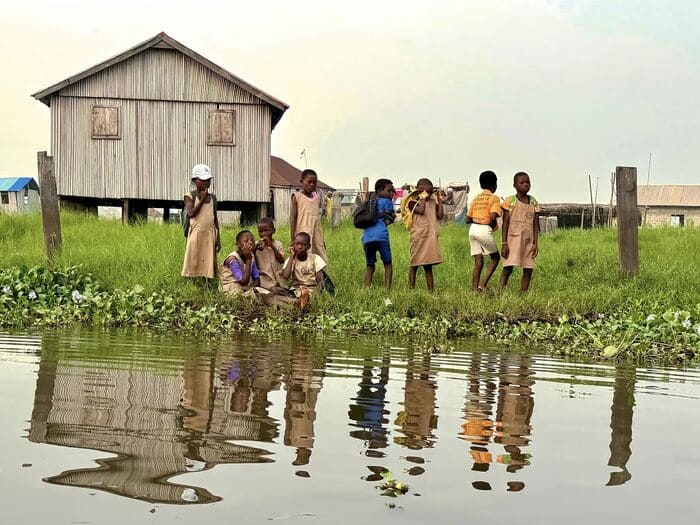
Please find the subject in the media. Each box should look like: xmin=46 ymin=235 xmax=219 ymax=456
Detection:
xmin=597 ymin=313 xmax=605 ymax=319
xmin=71 ymin=290 xmax=85 ymax=303
xmin=384 ymin=298 xmax=393 ymax=307
xmin=28 ymin=290 xmax=37 ymax=300
xmin=681 ymin=319 xmax=692 ymax=330
xmin=696 ymin=325 xmax=700 ymax=337
xmin=2 ymin=286 xmax=10 ymax=295
xmin=646 ymin=314 xmax=656 ymax=322
xmin=673 ymin=311 xmax=681 ymax=321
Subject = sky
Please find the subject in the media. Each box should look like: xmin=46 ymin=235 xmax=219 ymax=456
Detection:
xmin=1 ymin=0 xmax=699 ymax=202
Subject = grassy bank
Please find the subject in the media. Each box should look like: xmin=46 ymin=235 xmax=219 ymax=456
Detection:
xmin=1 ymin=212 xmax=699 ymax=362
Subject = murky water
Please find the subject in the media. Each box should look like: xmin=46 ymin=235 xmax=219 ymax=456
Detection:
xmin=1 ymin=330 xmax=699 ymax=524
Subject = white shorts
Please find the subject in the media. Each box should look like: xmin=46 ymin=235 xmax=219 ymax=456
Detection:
xmin=469 ymin=223 xmax=498 ymax=256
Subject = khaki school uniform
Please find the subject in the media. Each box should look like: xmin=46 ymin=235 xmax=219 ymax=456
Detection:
xmin=181 ymin=196 xmax=217 ymax=279
xmin=283 ymin=254 xmax=327 ymax=296
xmin=293 ymin=191 xmax=328 ymax=263
xmin=254 ymin=240 xmax=285 ymax=289
xmin=502 ymin=195 xmax=540 ymax=269
xmin=409 ymin=197 xmax=442 ymax=267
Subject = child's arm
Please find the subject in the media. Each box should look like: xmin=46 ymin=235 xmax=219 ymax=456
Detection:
xmin=532 ymin=208 xmax=540 ymax=258
xmin=501 ymin=209 xmax=510 ymax=258
xmin=281 ymin=249 xmax=295 ymax=281
xmin=184 ymin=189 xmax=208 ymax=218
xmin=290 ymin=194 xmax=298 ymax=243
xmin=411 ymin=197 xmax=427 ymax=216
xmin=435 ymin=193 xmax=444 ymax=221
xmin=315 ymin=270 xmax=326 ymax=291
xmin=272 ymin=241 xmax=285 ymax=264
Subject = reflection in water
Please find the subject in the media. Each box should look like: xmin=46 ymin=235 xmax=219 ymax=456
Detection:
xmin=283 ymin=348 xmax=325 ymax=468
xmin=348 ymin=354 xmax=391 ymax=451
xmin=13 ymin=331 xmax=666 ymax=508
xmin=29 ymin=340 xmax=279 ymax=505
xmin=394 ymin=352 xmax=438 ymax=451
xmin=607 ymin=367 xmax=635 ymax=486
xmin=459 ymin=353 xmax=534 ymax=491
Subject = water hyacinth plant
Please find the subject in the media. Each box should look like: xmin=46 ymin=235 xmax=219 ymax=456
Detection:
xmin=1 ymin=212 xmax=699 ymax=363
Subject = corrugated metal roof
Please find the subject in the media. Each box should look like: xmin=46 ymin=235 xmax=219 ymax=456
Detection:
xmin=270 ymin=156 xmax=333 ymax=190
xmin=32 ymin=32 xmax=289 ymax=128
xmin=637 ymin=185 xmax=700 ymax=206
xmin=0 ymin=177 xmax=37 ymax=192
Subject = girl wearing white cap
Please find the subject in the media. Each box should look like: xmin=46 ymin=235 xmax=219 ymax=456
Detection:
xmin=181 ymin=164 xmax=220 ymax=280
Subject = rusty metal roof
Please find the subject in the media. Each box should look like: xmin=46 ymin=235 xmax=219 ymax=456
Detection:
xmin=637 ymin=185 xmax=700 ymax=206
xmin=270 ymin=156 xmax=333 ymax=190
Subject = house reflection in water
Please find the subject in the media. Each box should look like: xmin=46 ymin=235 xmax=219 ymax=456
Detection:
xmin=28 ymin=343 xmax=281 ymax=504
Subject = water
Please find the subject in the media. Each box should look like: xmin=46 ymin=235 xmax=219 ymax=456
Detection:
xmin=1 ymin=330 xmax=699 ymax=524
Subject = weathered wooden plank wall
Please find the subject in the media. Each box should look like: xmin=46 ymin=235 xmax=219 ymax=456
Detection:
xmin=51 ymin=48 xmax=272 ymax=203
xmin=52 ymin=96 xmax=270 ymax=201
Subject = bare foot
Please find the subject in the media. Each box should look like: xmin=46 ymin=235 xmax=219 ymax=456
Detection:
xmin=297 ymin=287 xmax=310 ymax=311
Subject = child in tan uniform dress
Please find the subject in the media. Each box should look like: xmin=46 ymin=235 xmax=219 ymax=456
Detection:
xmin=408 ymin=178 xmax=444 ymax=293
xmin=181 ymin=164 xmax=220 ymax=280
xmin=290 ymin=169 xmax=328 ymax=263
xmin=500 ymin=172 xmax=540 ymax=292
xmin=255 ymin=217 xmax=287 ymax=292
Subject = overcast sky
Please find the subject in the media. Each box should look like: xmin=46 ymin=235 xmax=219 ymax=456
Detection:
xmin=1 ymin=0 xmax=699 ymax=202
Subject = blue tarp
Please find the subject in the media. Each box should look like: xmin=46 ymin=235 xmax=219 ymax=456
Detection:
xmin=0 ymin=177 xmax=35 ymax=192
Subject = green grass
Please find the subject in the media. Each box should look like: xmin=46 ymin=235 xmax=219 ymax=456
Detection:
xmin=1 ymin=210 xmax=699 ymax=321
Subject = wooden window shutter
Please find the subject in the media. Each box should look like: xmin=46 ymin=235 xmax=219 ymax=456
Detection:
xmin=92 ymin=106 xmax=120 ymax=139
xmin=208 ymin=109 xmax=235 ymax=146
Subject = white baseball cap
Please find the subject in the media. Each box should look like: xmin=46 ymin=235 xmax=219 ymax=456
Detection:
xmin=191 ymin=164 xmax=213 ymax=181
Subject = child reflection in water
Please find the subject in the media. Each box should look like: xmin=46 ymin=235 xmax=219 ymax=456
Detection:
xmin=283 ymin=349 xmax=323 ymax=468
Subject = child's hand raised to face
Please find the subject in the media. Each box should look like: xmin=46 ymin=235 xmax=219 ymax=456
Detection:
xmin=240 ymin=240 xmax=255 ymax=256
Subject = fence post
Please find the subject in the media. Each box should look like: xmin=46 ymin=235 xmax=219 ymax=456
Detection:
xmin=615 ymin=166 xmax=639 ymax=277
xmin=37 ymin=151 xmax=62 ymax=260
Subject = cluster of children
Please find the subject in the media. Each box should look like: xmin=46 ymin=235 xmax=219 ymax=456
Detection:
xmin=180 ymin=163 xmax=539 ymax=305
xmin=181 ymin=165 xmax=328 ymax=308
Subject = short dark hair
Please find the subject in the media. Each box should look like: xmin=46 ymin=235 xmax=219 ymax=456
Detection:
xmin=416 ymin=178 xmax=432 ymax=187
xmin=301 ymin=169 xmax=317 ymax=180
xmin=258 ymin=217 xmax=275 ymax=228
xmin=375 ymin=178 xmax=393 ymax=193
xmin=236 ymin=229 xmax=253 ymax=243
xmin=514 ymin=171 xmax=530 ymax=183
xmin=295 ymin=231 xmax=311 ymax=244
xmin=479 ymin=170 xmax=497 ymax=189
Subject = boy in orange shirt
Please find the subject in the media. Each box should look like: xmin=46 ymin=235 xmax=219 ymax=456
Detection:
xmin=466 ymin=171 xmax=501 ymax=292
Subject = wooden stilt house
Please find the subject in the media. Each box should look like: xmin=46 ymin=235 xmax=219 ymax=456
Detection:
xmin=32 ymin=32 xmax=288 ymax=222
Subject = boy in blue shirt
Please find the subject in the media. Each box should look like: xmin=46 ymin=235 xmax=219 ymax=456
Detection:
xmin=362 ymin=178 xmax=396 ymax=289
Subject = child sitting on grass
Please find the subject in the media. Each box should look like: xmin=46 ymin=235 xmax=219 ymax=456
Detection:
xmin=407 ymin=178 xmax=444 ymax=293
xmin=282 ymin=232 xmax=325 ymax=307
xmin=466 ymin=170 xmax=501 ymax=292
xmin=500 ymin=172 xmax=540 ymax=292
xmin=255 ymin=217 xmax=287 ymax=293
xmin=220 ymin=230 xmax=260 ymax=297
xmin=362 ymin=178 xmax=396 ymax=289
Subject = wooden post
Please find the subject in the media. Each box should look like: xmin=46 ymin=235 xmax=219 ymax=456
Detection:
xmin=608 ymin=171 xmax=615 ymax=228
xmin=122 ymin=199 xmax=130 ymax=225
xmin=37 ymin=151 xmax=62 ymax=260
xmin=361 ymin=177 xmax=369 ymax=202
xmin=616 ymin=166 xmax=639 ymax=277
xmin=162 ymin=207 xmax=171 ymax=222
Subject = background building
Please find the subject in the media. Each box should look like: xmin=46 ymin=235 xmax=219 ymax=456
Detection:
xmin=0 ymin=177 xmax=40 ymax=214
xmin=32 ymin=32 xmax=288 ymax=222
